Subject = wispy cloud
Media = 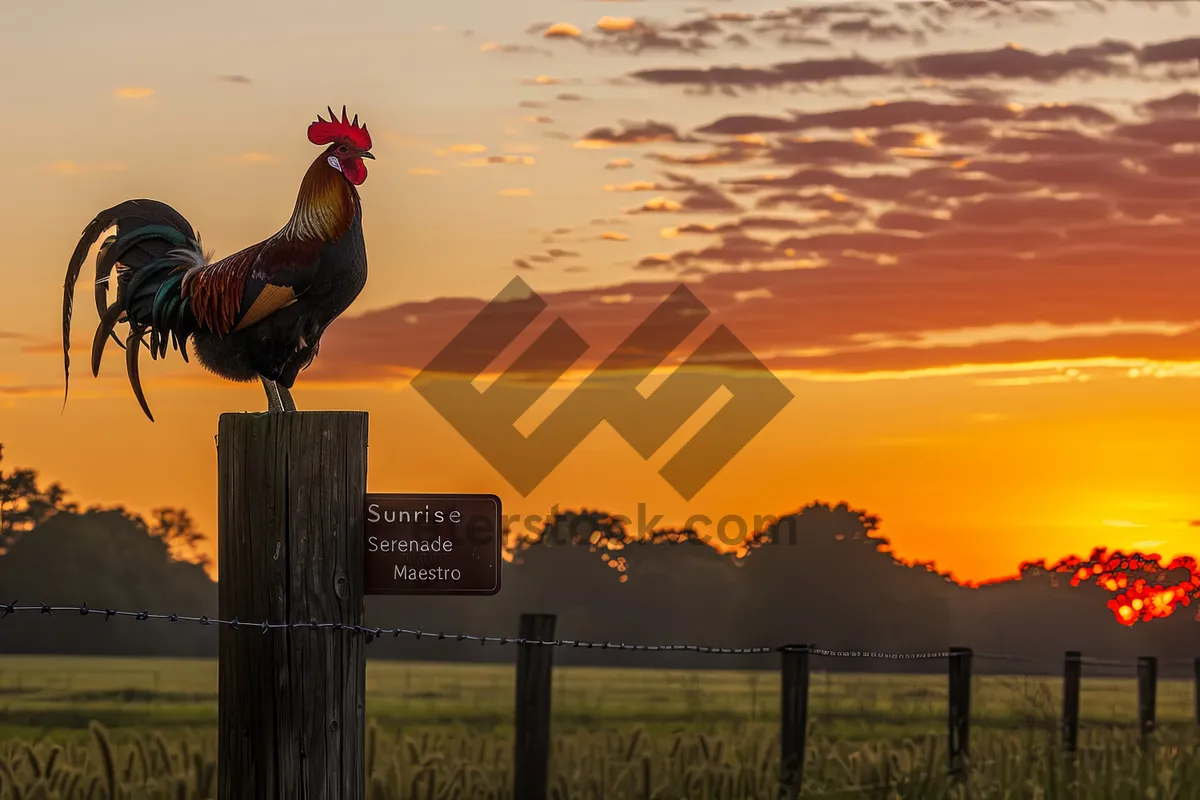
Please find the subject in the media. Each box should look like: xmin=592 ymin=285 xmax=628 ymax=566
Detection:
xmin=543 ymin=22 xmax=583 ymax=39
xmin=49 ymin=161 xmax=126 ymax=175
xmin=437 ymin=143 xmax=488 ymax=155
xmin=460 ymin=155 xmax=536 ymax=167
xmin=113 ymin=86 xmax=154 ymax=99
xmin=214 ymin=152 xmax=277 ymax=165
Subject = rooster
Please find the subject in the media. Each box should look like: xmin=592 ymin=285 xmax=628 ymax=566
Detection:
xmin=61 ymin=106 xmax=374 ymax=420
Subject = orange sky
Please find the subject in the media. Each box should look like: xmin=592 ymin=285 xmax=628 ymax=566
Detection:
xmin=3 ymin=0 xmax=1200 ymax=584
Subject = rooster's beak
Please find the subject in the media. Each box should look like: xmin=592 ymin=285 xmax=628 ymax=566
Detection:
xmin=360 ymin=152 xmax=375 ymax=160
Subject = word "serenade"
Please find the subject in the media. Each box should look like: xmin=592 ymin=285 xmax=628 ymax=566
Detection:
xmin=367 ymin=536 xmax=453 ymax=553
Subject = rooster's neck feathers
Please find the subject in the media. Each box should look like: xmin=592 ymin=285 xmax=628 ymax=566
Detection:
xmin=280 ymin=152 xmax=358 ymax=242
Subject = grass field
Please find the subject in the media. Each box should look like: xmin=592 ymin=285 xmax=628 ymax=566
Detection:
xmin=0 ymin=655 xmax=1196 ymax=798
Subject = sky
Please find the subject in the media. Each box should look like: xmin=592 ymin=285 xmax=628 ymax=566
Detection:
xmin=2 ymin=0 xmax=1200 ymax=588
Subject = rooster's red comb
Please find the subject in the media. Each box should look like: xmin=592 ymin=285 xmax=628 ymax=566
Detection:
xmin=308 ymin=105 xmax=371 ymax=150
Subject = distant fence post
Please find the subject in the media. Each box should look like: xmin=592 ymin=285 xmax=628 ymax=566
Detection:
xmin=1194 ymin=658 xmax=1200 ymax=728
xmin=778 ymin=644 xmax=811 ymax=799
xmin=1137 ymin=656 xmax=1157 ymax=741
xmin=1061 ymin=650 xmax=1081 ymax=754
xmin=217 ymin=412 xmax=369 ymax=800
xmin=514 ymin=613 xmax=556 ymax=800
xmin=947 ymin=647 xmax=973 ymax=780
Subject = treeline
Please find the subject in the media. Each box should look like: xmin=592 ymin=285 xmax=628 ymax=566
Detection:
xmin=0 ymin=445 xmax=215 ymax=656
xmin=0 ymin=445 xmax=1195 ymax=671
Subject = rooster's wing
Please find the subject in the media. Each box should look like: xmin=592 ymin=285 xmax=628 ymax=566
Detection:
xmin=184 ymin=236 xmax=325 ymax=336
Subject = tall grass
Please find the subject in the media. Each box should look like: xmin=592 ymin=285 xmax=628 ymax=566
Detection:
xmin=0 ymin=722 xmax=1197 ymax=799
xmin=0 ymin=658 xmax=1195 ymax=797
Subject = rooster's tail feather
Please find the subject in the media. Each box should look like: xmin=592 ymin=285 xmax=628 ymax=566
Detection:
xmin=63 ymin=200 xmax=201 ymax=421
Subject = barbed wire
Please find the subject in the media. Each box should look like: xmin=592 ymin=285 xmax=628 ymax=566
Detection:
xmin=2 ymin=603 xmax=1188 ymax=668
xmin=0 ymin=602 xmax=974 ymax=659
xmin=808 ymin=647 xmax=953 ymax=660
xmin=0 ymin=602 xmax=771 ymax=654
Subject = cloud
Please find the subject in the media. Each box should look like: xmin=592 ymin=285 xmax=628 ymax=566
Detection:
xmin=1114 ymin=117 xmax=1200 ymax=146
xmin=1142 ymin=91 xmax=1200 ymax=119
xmin=603 ymin=172 xmax=742 ymax=215
xmin=409 ymin=168 xmax=440 ymax=176
xmin=543 ymin=22 xmax=583 ymax=38
xmin=217 ymin=74 xmax=252 ymax=84
xmin=606 ymin=180 xmax=662 ymax=192
xmin=696 ymin=100 xmax=1018 ymax=136
xmin=460 ymin=155 xmax=536 ymax=167
xmin=532 ymin=12 xmax=726 ymax=54
xmin=49 ymin=161 xmax=127 ymax=175
xmin=632 ymin=57 xmax=887 ymax=91
xmin=0 ymin=384 xmax=63 ymax=398
xmin=597 ymin=16 xmax=637 ymax=32
xmin=576 ymin=121 xmax=694 ymax=148
xmin=371 ymin=0 xmax=1200 ymax=386
xmin=500 ymin=188 xmax=533 ymax=197
xmin=512 ymin=247 xmax=584 ymax=270
xmin=480 ymin=42 xmax=553 ymax=56
xmin=305 ymin=237 xmax=1200 ymax=382
xmin=113 ymin=86 xmax=154 ymax=99
xmin=1138 ymin=35 xmax=1200 ymax=66
xmin=629 ymin=35 xmax=1198 ymax=95
xmin=635 ymin=197 xmax=684 ymax=212
xmin=441 ymin=143 xmax=488 ymax=154
xmin=902 ymin=41 xmax=1135 ymax=83
xmin=828 ymin=17 xmax=915 ymax=42
xmin=530 ymin=0 xmax=1055 ymax=58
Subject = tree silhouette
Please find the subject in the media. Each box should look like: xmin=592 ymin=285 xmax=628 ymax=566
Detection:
xmin=0 ymin=444 xmax=76 ymax=550
xmin=147 ymin=506 xmax=211 ymax=567
xmin=0 ymin=506 xmax=217 ymax=656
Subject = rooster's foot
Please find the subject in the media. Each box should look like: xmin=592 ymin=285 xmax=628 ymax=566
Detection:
xmin=261 ymin=376 xmax=284 ymax=412
xmin=277 ymin=384 xmax=297 ymax=412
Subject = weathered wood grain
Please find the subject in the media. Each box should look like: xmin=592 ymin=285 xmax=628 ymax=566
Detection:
xmin=217 ymin=411 xmax=368 ymax=800
xmin=513 ymin=613 xmax=556 ymax=800
xmin=779 ymin=644 xmax=810 ymax=799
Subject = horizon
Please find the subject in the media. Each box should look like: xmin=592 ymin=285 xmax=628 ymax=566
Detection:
xmin=4 ymin=0 xmax=1200 ymax=622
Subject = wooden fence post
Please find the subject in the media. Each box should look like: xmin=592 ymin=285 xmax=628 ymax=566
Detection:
xmin=779 ymin=644 xmax=811 ymax=800
xmin=514 ymin=613 xmax=556 ymax=800
xmin=1136 ymin=656 xmax=1157 ymax=741
xmin=1194 ymin=657 xmax=1200 ymax=728
xmin=1061 ymin=650 xmax=1081 ymax=754
xmin=947 ymin=647 xmax=973 ymax=780
xmin=217 ymin=412 xmax=368 ymax=800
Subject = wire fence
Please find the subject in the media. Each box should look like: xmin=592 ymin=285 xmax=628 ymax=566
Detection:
xmin=4 ymin=602 xmax=1195 ymax=666
xmin=3 ymin=601 xmax=1199 ymax=799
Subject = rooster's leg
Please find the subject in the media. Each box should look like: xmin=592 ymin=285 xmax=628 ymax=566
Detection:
xmin=277 ymin=384 xmax=297 ymax=412
xmin=260 ymin=376 xmax=283 ymax=412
